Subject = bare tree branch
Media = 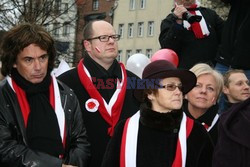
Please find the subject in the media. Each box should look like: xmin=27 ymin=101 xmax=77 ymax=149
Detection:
xmin=0 ymin=0 xmax=78 ymax=30
xmin=0 ymin=0 xmax=79 ymax=66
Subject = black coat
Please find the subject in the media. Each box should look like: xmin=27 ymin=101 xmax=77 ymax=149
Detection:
xmin=213 ymin=98 xmax=250 ymax=167
xmin=183 ymin=99 xmax=219 ymax=145
xmin=58 ymin=62 xmax=140 ymax=167
xmin=102 ymin=106 xmax=214 ymax=167
xmin=0 ymin=79 xmax=91 ymax=167
xmin=159 ymin=7 xmax=224 ymax=69
xmin=215 ymin=0 xmax=250 ymax=69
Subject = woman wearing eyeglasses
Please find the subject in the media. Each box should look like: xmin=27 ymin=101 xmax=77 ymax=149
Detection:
xmin=101 ymin=60 xmax=214 ymax=167
xmin=184 ymin=63 xmax=224 ymax=145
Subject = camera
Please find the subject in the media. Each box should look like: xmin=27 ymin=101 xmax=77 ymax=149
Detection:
xmin=182 ymin=11 xmax=202 ymax=24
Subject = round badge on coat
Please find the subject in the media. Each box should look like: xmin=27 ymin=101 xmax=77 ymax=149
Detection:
xmin=85 ymin=98 xmax=99 ymax=112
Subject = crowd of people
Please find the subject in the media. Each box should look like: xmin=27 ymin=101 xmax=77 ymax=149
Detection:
xmin=0 ymin=0 xmax=250 ymax=166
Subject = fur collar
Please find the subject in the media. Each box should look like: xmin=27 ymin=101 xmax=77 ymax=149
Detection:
xmin=140 ymin=104 xmax=182 ymax=132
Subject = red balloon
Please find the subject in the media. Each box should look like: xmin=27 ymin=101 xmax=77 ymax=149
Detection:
xmin=151 ymin=49 xmax=179 ymax=67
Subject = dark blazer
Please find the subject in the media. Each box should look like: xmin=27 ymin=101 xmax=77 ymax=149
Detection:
xmin=58 ymin=65 xmax=140 ymax=167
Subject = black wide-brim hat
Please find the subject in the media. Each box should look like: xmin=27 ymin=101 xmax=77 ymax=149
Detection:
xmin=134 ymin=60 xmax=197 ymax=102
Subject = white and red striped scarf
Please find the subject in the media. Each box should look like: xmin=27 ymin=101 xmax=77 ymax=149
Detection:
xmin=77 ymin=59 xmax=127 ymax=136
xmin=183 ymin=3 xmax=210 ymax=38
xmin=6 ymin=74 xmax=66 ymax=156
xmin=120 ymin=111 xmax=194 ymax=167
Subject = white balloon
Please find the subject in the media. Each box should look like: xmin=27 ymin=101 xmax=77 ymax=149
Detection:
xmin=126 ymin=53 xmax=151 ymax=78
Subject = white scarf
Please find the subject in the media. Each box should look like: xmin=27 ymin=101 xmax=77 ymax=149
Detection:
xmin=120 ymin=111 xmax=194 ymax=167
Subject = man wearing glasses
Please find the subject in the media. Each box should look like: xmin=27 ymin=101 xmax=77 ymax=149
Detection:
xmin=58 ymin=20 xmax=140 ymax=167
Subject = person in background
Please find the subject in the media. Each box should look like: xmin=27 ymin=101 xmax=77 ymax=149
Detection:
xmin=0 ymin=23 xmax=90 ymax=167
xmin=102 ymin=60 xmax=214 ymax=167
xmin=184 ymin=63 xmax=223 ymax=145
xmin=159 ymin=0 xmax=224 ymax=69
xmin=215 ymin=0 xmax=250 ymax=79
xmin=220 ymin=69 xmax=250 ymax=113
xmin=58 ymin=20 xmax=140 ymax=167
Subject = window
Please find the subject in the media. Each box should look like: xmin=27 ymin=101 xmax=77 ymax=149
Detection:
xmin=44 ymin=24 xmax=50 ymax=32
xmin=138 ymin=22 xmax=144 ymax=37
xmin=61 ymin=3 xmax=68 ymax=13
xmin=63 ymin=22 xmax=70 ymax=36
xmin=129 ymin=0 xmax=135 ymax=10
xmin=136 ymin=49 xmax=142 ymax=53
xmin=126 ymin=50 xmax=132 ymax=59
xmin=128 ymin=23 xmax=134 ymax=38
xmin=146 ymin=49 xmax=152 ymax=58
xmin=53 ymin=23 xmax=60 ymax=37
xmin=148 ymin=21 xmax=154 ymax=36
xmin=44 ymin=3 xmax=51 ymax=14
xmin=140 ymin=0 xmax=146 ymax=9
xmin=55 ymin=0 xmax=61 ymax=13
xmin=93 ymin=0 xmax=99 ymax=10
xmin=118 ymin=24 xmax=124 ymax=38
xmin=117 ymin=50 xmax=122 ymax=62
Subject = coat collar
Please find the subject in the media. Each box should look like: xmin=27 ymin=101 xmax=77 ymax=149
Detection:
xmin=139 ymin=104 xmax=182 ymax=132
xmin=183 ymin=99 xmax=218 ymax=126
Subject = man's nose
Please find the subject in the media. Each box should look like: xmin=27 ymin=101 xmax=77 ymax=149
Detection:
xmin=244 ymin=82 xmax=250 ymax=89
xmin=33 ymin=59 xmax=42 ymax=70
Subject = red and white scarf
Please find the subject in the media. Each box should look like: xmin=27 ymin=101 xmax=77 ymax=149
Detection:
xmin=183 ymin=3 xmax=210 ymax=38
xmin=202 ymin=114 xmax=219 ymax=132
xmin=120 ymin=111 xmax=194 ymax=167
xmin=6 ymin=74 xmax=66 ymax=150
xmin=77 ymin=59 xmax=127 ymax=136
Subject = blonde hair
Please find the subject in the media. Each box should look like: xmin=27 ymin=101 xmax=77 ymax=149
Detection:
xmin=189 ymin=63 xmax=224 ymax=97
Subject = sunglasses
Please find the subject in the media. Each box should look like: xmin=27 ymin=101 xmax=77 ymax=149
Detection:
xmin=161 ymin=83 xmax=183 ymax=92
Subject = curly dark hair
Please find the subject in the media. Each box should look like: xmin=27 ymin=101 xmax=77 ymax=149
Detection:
xmin=0 ymin=23 xmax=56 ymax=76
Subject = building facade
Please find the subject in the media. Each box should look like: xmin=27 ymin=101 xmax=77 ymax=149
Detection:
xmin=43 ymin=0 xmax=78 ymax=67
xmin=113 ymin=0 xmax=173 ymax=64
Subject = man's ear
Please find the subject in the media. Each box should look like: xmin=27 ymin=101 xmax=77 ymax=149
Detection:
xmin=223 ymin=86 xmax=229 ymax=95
xmin=83 ymin=40 xmax=91 ymax=52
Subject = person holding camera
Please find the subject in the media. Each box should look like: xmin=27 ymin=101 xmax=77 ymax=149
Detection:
xmin=159 ymin=0 xmax=224 ymax=69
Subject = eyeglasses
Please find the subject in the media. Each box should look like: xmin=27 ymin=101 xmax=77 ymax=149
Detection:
xmin=87 ymin=34 xmax=120 ymax=42
xmin=161 ymin=83 xmax=183 ymax=92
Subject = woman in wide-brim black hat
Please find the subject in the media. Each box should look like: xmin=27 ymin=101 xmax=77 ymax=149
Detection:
xmin=102 ymin=60 xmax=214 ymax=167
